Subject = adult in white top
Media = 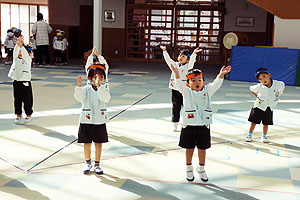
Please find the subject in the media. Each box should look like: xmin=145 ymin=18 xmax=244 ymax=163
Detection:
xmin=32 ymin=13 xmax=52 ymax=65
xmin=171 ymin=64 xmax=231 ymax=183
xmin=245 ymin=67 xmax=285 ymax=143
xmin=8 ymin=36 xmax=33 ymax=124
xmin=160 ymin=45 xmax=201 ymax=131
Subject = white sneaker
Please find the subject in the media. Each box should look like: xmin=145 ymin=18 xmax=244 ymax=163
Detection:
xmin=5 ymin=61 xmax=10 ymax=65
xmin=196 ymin=166 xmax=208 ymax=182
xmin=261 ymin=135 xmax=269 ymax=143
xmin=83 ymin=164 xmax=92 ymax=174
xmin=14 ymin=116 xmax=22 ymax=125
xmin=245 ymin=134 xmax=252 ymax=142
xmin=94 ymin=165 xmax=103 ymax=175
xmin=186 ymin=165 xmax=194 ymax=182
xmin=173 ymin=122 xmax=180 ymax=132
xmin=24 ymin=116 xmax=32 ymax=123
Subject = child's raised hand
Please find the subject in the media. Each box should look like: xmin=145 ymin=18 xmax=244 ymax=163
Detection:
xmin=218 ymin=65 xmax=231 ymax=78
xmin=160 ymin=45 xmax=166 ymax=51
xmin=220 ymin=65 xmax=231 ymax=75
xmin=193 ymin=47 xmax=202 ymax=54
xmin=77 ymin=75 xmax=82 ymax=87
xmin=92 ymin=47 xmax=99 ymax=57
xmin=170 ymin=64 xmax=180 ymax=79
xmin=16 ymin=36 xmax=24 ymax=47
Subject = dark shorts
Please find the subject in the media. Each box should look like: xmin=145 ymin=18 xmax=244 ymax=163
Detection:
xmin=5 ymin=48 xmax=13 ymax=56
xmin=179 ymin=125 xmax=211 ymax=149
xmin=248 ymin=107 xmax=273 ymax=125
xmin=54 ymin=49 xmax=62 ymax=57
xmin=78 ymin=123 xmax=108 ymax=143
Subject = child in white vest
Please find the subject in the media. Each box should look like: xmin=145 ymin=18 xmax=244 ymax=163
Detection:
xmin=8 ymin=36 xmax=33 ymax=124
xmin=171 ymin=64 xmax=231 ymax=182
xmin=160 ymin=45 xmax=201 ymax=131
xmin=245 ymin=67 xmax=285 ymax=143
xmin=74 ymin=60 xmax=111 ymax=175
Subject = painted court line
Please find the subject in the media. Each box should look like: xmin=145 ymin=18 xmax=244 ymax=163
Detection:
xmin=0 ymin=157 xmax=25 ymax=172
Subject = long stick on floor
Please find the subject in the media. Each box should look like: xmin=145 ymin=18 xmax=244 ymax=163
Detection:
xmin=25 ymin=92 xmax=153 ymax=173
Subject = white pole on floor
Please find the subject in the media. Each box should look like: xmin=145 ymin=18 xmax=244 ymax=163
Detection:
xmin=93 ymin=0 xmax=103 ymax=54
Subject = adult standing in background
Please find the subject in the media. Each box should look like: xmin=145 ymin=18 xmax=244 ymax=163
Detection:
xmin=32 ymin=13 xmax=52 ymax=65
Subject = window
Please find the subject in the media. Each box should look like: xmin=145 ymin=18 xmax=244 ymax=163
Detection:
xmin=1 ymin=3 xmax=48 ymax=44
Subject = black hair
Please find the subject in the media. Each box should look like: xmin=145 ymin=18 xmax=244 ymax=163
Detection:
xmin=186 ymin=69 xmax=204 ymax=83
xmin=255 ymin=67 xmax=269 ymax=80
xmin=179 ymin=49 xmax=191 ymax=58
xmin=37 ymin=13 xmax=43 ymax=21
xmin=88 ymin=65 xmax=106 ymax=80
xmin=7 ymin=29 xmax=13 ymax=33
xmin=93 ymin=56 xmax=99 ymax=63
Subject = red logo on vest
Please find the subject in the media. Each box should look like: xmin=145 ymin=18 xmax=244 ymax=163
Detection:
xmin=86 ymin=114 xmax=90 ymax=119
xmin=188 ymin=114 xmax=194 ymax=119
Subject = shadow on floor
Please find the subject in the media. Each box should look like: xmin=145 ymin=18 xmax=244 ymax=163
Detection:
xmin=97 ymin=173 xmax=180 ymax=200
xmin=198 ymin=183 xmax=259 ymax=200
xmin=109 ymin=132 xmax=168 ymax=156
xmin=25 ymin=124 xmax=78 ymax=143
xmin=0 ymin=173 xmax=50 ymax=200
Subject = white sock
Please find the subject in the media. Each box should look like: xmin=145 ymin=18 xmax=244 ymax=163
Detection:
xmin=186 ymin=165 xmax=194 ymax=181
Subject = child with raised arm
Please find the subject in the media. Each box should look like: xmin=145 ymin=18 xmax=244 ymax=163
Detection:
xmin=8 ymin=36 xmax=33 ymax=124
xmin=171 ymin=64 xmax=231 ymax=182
xmin=245 ymin=67 xmax=285 ymax=143
xmin=160 ymin=45 xmax=201 ymax=131
xmin=74 ymin=60 xmax=111 ymax=175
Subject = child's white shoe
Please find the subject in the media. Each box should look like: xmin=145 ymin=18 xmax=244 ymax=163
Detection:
xmin=186 ymin=165 xmax=194 ymax=182
xmin=94 ymin=166 xmax=103 ymax=175
xmin=83 ymin=164 xmax=92 ymax=174
xmin=173 ymin=122 xmax=180 ymax=132
xmin=196 ymin=166 xmax=209 ymax=182
xmin=261 ymin=135 xmax=269 ymax=143
xmin=245 ymin=134 xmax=252 ymax=142
xmin=14 ymin=116 xmax=22 ymax=125
xmin=24 ymin=115 xmax=32 ymax=123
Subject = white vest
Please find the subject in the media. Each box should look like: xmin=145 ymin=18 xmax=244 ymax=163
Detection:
xmin=182 ymin=86 xmax=213 ymax=127
xmin=8 ymin=46 xmax=32 ymax=81
xmin=75 ymin=84 xmax=109 ymax=124
xmin=175 ymin=76 xmax=223 ymax=127
xmin=169 ymin=63 xmax=190 ymax=90
xmin=250 ymin=80 xmax=285 ymax=111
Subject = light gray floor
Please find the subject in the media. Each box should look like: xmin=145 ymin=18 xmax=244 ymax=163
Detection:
xmin=0 ymin=60 xmax=300 ymax=200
